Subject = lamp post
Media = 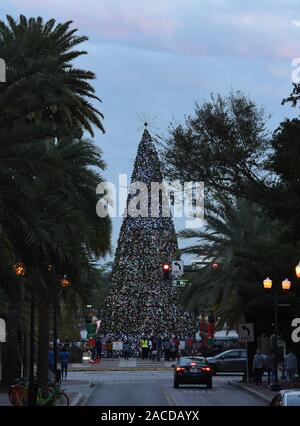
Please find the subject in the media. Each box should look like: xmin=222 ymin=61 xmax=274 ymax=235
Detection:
xmin=53 ymin=275 xmax=71 ymax=374
xmin=263 ymin=277 xmax=291 ymax=391
xmin=14 ymin=263 xmax=36 ymax=405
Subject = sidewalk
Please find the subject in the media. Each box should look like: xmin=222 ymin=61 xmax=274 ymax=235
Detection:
xmin=0 ymin=380 xmax=95 ymax=406
xmin=62 ymin=379 xmax=97 ymax=406
xmin=229 ymin=379 xmax=300 ymax=404
xmin=69 ymin=358 xmax=174 ymax=372
xmin=0 ymin=391 xmax=10 ymax=406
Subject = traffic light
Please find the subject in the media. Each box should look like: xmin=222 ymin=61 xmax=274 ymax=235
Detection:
xmin=212 ymin=262 xmax=221 ymax=270
xmin=162 ymin=263 xmax=171 ymax=281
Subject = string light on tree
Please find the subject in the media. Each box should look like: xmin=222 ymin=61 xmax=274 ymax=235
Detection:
xmin=103 ymin=129 xmax=193 ymax=334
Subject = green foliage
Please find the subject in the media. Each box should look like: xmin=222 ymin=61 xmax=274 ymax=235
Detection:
xmin=267 ymin=118 xmax=300 ymax=240
xmin=0 ymin=14 xmax=111 ymax=385
xmin=179 ymin=197 xmax=299 ymax=334
xmin=0 ymin=15 xmax=105 ymax=136
xmin=160 ymin=91 xmax=270 ymax=199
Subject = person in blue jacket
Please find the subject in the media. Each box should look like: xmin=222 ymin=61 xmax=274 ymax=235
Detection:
xmin=60 ymin=346 xmax=70 ymax=378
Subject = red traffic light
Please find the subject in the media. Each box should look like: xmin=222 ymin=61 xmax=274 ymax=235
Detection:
xmin=212 ymin=262 xmax=221 ymax=270
xmin=163 ymin=263 xmax=171 ymax=271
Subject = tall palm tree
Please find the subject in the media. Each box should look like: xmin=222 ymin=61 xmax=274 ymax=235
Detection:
xmin=0 ymin=14 xmax=110 ymax=388
xmin=24 ymin=136 xmax=111 ymax=393
xmin=0 ymin=15 xmax=105 ymax=135
xmin=179 ymin=197 xmax=294 ymax=328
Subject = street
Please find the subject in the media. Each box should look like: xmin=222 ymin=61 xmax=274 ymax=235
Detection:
xmin=66 ymin=371 xmax=264 ymax=406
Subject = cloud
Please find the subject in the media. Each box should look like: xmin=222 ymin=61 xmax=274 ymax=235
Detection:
xmin=5 ymin=1 xmax=300 ymax=61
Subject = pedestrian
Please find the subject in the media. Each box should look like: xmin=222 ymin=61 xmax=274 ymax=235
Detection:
xmin=106 ymin=339 xmax=113 ymax=359
xmin=284 ymin=349 xmax=298 ymax=387
xmin=95 ymin=336 xmax=102 ymax=360
xmin=252 ymin=349 xmax=264 ymax=387
xmin=265 ymin=351 xmax=275 ymax=385
xmin=123 ymin=340 xmax=130 ymax=360
xmin=156 ymin=335 xmax=162 ymax=362
xmin=48 ymin=347 xmax=54 ymax=373
xmin=151 ymin=339 xmax=157 ymax=361
xmin=163 ymin=338 xmax=171 ymax=362
xmin=141 ymin=336 xmax=149 ymax=359
xmin=60 ymin=346 xmax=70 ymax=379
xmin=187 ymin=336 xmax=194 ymax=356
xmin=148 ymin=338 xmax=153 ymax=359
xmin=170 ymin=341 xmax=177 ymax=361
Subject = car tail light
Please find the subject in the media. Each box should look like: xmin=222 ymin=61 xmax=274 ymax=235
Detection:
xmin=190 ymin=362 xmax=197 ymax=367
xmin=176 ymin=367 xmax=186 ymax=372
xmin=201 ymin=367 xmax=211 ymax=372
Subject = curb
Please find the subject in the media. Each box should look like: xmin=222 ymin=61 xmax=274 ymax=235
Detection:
xmin=68 ymin=382 xmax=98 ymax=406
xmin=228 ymin=381 xmax=272 ymax=404
xmin=70 ymin=393 xmax=85 ymax=406
xmin=69 ymin=368 xmax=172 ymax=372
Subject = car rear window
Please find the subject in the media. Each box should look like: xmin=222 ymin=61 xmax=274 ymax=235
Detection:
xmin=179 ymin=358 xmax=207 ymax=367
xmin=287 ymin=395 xmax=300 ymax=406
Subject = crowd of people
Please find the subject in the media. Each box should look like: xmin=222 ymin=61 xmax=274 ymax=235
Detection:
xmin=252 ymin=348 xmax=298 ymax=387
xmin=84 ymin=333 xmax=198 ymax=362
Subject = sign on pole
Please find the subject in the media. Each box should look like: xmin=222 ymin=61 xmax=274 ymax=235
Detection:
xmin=172 ymin=279 xmax=189 ymax=288
xmin=238 ymin=323 xmax=254 ymax=342
xmin=172 ymin=260 xmax=184 ymax=278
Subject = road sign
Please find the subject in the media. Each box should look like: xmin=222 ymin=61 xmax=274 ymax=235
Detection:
xmin=172 ymin=279 xmax=189 ymax=287
xmin=172 ymin=260 xmax=184 ymax=278
xmin=238 ymin=323 xmax=254 ymax=342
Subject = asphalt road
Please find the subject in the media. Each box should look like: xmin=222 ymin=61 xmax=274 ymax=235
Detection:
xmin=85 ymin=372 xmax=264 ymax=406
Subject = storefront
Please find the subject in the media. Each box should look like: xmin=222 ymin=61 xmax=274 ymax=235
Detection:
xmin=0 ymin=318 xmax=6 ymax=382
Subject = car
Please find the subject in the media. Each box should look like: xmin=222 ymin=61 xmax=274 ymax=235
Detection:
xmin=173 ymin=356 xmax=213 ymax=388
xmin=269 ymin=390 xmax=300 ymax=406
xmin=206 ymin=349 xmax=247 ymax=374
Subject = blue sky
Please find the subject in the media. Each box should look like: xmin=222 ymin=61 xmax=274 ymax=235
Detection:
xmin=2 ymin=0 xmax=300 ymax=262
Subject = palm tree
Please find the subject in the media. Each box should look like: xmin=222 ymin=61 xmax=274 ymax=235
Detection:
xmin=179 ymin=197 xmax=295 ymax=329
xmin=25 ymin=135 xmax=111 ymax=394
xmin=0 ymin=15 xmax=105 ymax=135
xmin=0 ymin=14 xmax=110 ymax=389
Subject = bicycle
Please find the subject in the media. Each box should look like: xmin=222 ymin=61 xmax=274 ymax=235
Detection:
xmin=36 ymin=383 xmax=69 ymax=406
xmin=9 ymin=379 xmax=28 ymax=406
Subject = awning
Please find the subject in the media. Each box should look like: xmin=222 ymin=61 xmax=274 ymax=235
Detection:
xmin=213 ymin=330 xmax=238 ymax=340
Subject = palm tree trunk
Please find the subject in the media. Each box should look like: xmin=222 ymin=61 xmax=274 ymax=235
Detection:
xmin=2 ymin=283 xmax=22 ymax=387
xmin=37 ymin=296 xmax=50 ymax=396
xmin=22 ymin=329 xmax=29 ymax=379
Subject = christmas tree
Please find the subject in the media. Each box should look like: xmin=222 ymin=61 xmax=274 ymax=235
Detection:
xmin=104 ymin=128 xmax=192 ymax=335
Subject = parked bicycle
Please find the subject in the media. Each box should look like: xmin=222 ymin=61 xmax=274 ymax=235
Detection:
xmin=9 ymin=379 xmax=28 ymax=406
xmin=9 ymin=379 xmax=69 ymax=406
xmin=36 ymin=383 xmax=69 ymax=406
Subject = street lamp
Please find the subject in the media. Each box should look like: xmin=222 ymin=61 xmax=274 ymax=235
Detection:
xmin=263 ymin=277 xmax=272 ymax=289
xmin=14 ymin=262 xmax=26 ymax=276
xmin=263 ymin=277 xmax=292 ymax=391
xmin=282 ymin=278 xmax=291 ymax=291
xmin=60 ymin=274 xmax=71 ymax=288
xmin=14 ymin=263 xmax=36 ymax=405
xmin=295 ymin=262 xmax=300 ymax=279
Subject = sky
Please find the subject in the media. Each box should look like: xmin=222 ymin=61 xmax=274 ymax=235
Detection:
xmin=1 ymin=0 xmax=300 ymax=263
